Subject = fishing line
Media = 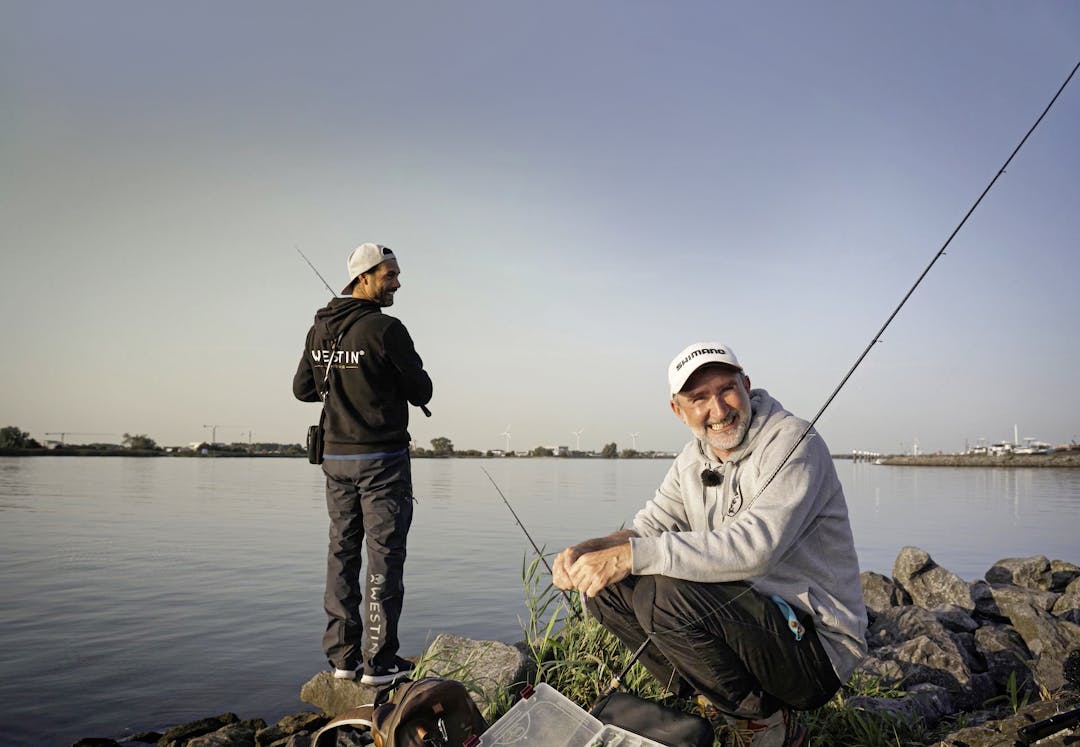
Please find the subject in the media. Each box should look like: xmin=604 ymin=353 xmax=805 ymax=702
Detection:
xmin=481 ymin=61 xmax=1078 ymax=698
xmin=595 ymin=59 xmax=1080 ymax=697
xmin=482 ymin=467 xmax=582 ymax=620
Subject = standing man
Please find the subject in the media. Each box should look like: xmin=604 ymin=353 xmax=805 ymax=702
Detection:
xmin=554 ymin=343 xmax=866 ymax=747
xmin=294 ymin=242 xmax=432 ymax=685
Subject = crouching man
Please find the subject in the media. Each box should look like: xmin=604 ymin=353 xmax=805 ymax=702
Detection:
xmin=553 ymin=343 xmax=867 ymax=747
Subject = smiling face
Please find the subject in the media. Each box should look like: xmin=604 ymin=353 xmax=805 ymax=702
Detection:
xmin=670 ymin=364 xmax=752 ymax=460
xmin=353 ymin=259 xmax=401 ymax=306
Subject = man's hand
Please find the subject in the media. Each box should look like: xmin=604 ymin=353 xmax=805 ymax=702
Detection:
xmin=553 ymin=530 xmax=636 ymax=596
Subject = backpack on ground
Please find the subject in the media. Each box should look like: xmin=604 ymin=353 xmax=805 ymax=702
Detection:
xmin=313 ymin=677 xmax=488 ymax=747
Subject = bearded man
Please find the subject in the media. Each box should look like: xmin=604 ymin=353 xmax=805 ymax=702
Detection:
xmin=554 ymin=342 xmax=866 ymax=747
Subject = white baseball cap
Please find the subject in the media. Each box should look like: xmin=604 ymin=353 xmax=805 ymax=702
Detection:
xmin=341 ymin=243 xmax=396 ymax=294
xmin=667 ymin=342 xmax=742 ymax=396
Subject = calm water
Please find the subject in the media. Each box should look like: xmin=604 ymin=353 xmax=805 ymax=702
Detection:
xmin=1 ymin=456 xmax=1077 ymax=745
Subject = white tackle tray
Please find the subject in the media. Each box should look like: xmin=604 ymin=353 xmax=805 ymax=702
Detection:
xmin=477 ymin=683 xmax=666 ymax=747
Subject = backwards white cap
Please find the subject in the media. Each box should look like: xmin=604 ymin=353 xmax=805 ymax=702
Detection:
xmin=341 ymin=243 xmax=396 ymax=294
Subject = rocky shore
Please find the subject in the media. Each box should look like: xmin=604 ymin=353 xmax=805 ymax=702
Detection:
xmin=73 ymin=548 xmax=1080 ymax=747
xmin=878 ymin=452 xmax=1080 ymax=468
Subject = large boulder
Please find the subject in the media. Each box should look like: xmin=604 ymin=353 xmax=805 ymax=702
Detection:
xmin=932 ymin=693 xmax=1080 ymax=746
xmin=973 ymin=624 xmax=1032 ymax=692
xmin=186 ymin=721 xmax=261 ymax=747
xmin=992 ymin=594 xmax=1080 ymax=692
xmin=159 ymin=714 xmax=241 ymax=747
xmin=985 ymin=555 xmax=1052 ymax=591
xmin=255 ymin=712 xmax=328 ymax=747
xmin=421 ymin=634 xmax=535 ymax=714
xmin=1052 ymin=576 xmax=1080 ymax=625
xmin=861 ymin=571 xmax=899 ymax=618
xmin=846 ymin=682 xmax=955 ymax=728
xmin=894 ymin=547 xmax=974 ymax=611
xmin=1050 ymin=560 xmax=1080 ymax=592
xmin=867 ymin=606 xmax=991 ymax=706
xmin=972 ymin=581 xmax=1060 ymax=619
xmin=299 ymin=672 xmax=381 ymax=716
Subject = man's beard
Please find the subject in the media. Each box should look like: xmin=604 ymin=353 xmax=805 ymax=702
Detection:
xmin=696 ymin=410 xmax=750 ymax=453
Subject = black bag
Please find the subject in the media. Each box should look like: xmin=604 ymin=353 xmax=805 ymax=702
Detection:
xmin=591 ymin=691 xmax=713 ymax=747
xmin=371 ymin=677 xmax=487 ymax=747
xmin=312 ymin=678 xmax=487 ymax=747
xmin=307 ymin=422 xmax=324 ymax=465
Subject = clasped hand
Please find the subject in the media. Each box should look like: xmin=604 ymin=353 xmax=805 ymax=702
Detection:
xmin=552 ymin=532 xmax=634 ymax=598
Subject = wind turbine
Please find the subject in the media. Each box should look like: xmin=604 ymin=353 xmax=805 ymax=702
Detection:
xmin=572 ymin=428 xmax=584 ymax=451
xmin=629 ymin=432 xmax=640 ymax=450
xmin=501 ymin=425 xmax=512 ymax=453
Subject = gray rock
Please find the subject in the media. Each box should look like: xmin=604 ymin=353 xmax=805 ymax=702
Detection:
xmin=299 ymin=672 xmax=381 ymax=717
xmin=933 ymin=694 xmax=1080 ymax=746
xmin=159 ymin=713 xmax=241 ymax=747
xmin=973 ymin=624 xmax=1032 ymax=691
xmin=186 ymin=722 xmax=257 ymax=747
xmin=878 ymin=633 xmax=987 ymax=704
xmin=1050 ymin=560 xmax=1080 ymax=592
xmin=986 ymin=555 xmax=1052 ymax=590
xmin=934 ymin=604 xmax=980 ymax=633
xmin=1052 ymin=576 xmax=1080 ymax=625
xmin=421 ymin=633 xmax=535 ymax=712
xmin=846 ymin=682 xmax=955 ymax=727
xmin=995 ymin=595 xmax=1080 ymax=692
xmin=894 ymin=546 xmax=974 ymax=611
xmin=867 ymin=605 xmax=946 ymax=648
xmin=256 ymin=713 xmax=328 ymax=747
xmin=860 ymin=571 xmax=895 ymax=618
xmin=852 ymin=655 xmax=904 ymax=687
xmin=972 ymin=580 xmax=1060 ymax=619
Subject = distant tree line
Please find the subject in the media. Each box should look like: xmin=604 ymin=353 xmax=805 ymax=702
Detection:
xmin=409 ymin=437 xmax=668 ymax=459
xmin=3 ymin=426 xmax=667 ymax=459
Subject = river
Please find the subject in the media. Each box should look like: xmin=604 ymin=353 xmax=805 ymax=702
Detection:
xmin=1 ymin=456 xmax=1076 ymax=745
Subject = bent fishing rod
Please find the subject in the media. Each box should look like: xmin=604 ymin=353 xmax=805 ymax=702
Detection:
xmin=481 ymin=467 xmax=582 ymax=620
xmin=296 ymin=245 xmax=432 ymax=418
xmin=598 ymin=59 xmax=1080 ymax=698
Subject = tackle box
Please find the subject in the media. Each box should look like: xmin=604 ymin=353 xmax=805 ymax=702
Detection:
xmin=477 ymin=683 xmax=666 ymax=747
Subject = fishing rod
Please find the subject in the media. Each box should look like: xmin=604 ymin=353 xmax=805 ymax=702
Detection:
xmin=296 ymin=245 xmax=432 ymax=418
xmin=748 ymin=57 xmax=1080 ymax=505
xmin=481 ymin=467 xmax=582 ymax=620
xmin=296 ymin=245 xmax=338 ymax=297
xmin=598 ymin=59 xmax=1080 ymax=700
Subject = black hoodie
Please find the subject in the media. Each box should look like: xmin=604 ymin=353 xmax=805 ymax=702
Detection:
xmin=293 ymin=297 xmax=432 ymax=454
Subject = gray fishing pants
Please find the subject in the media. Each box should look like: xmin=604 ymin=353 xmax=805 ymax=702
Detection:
xmin=587 ymin=575 xmax=841 ymax=719
xmin=321 ymin=451 xmax=414 ymax=671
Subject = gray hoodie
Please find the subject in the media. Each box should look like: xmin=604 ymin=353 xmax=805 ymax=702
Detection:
xmin=629 ymin=389 xmax=867 ymax=682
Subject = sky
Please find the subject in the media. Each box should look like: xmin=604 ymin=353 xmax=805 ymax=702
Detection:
xmin=2 ymin=2 xmax=1078 ymax=455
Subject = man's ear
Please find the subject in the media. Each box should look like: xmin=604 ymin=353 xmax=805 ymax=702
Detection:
xmin=669 ymin=397 xmax=686 ymax=423
xmin=742 ymin=374 xmax=751 ymax=392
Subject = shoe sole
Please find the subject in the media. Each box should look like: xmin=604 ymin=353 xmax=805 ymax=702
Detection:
xmin=332 ymin=669 xmax=357 ymax=680
xmin=359 ymin=669 xmax=412 ymax=686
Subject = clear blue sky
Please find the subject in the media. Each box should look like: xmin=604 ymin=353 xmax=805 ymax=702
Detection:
xmin=2 ymin=2 xmax=1078 ymax=454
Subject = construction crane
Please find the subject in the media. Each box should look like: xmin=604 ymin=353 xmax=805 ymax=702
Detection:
xmin=44 ymin=432 xmax=114 ymax=445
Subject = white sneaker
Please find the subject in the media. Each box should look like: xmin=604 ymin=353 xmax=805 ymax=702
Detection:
xmin=359 ymin=656 xmax=415 ymax=685
xmin=332 ymin=664 xmax=359 ymax=680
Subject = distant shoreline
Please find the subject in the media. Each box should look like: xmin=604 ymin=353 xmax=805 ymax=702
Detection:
xmin=870 ymin=452 xmax=1080 ymax=468
xmin=3 ymin=448 xmax=1079 ymax=466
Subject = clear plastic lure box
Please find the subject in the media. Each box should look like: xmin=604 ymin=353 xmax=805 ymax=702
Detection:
xmin=477 ymin=683 xmax=665 ymax=747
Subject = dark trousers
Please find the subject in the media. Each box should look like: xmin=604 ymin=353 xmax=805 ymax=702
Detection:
xmin=321 ymin=452 xmax=414 ymax=670
xmin=587 ymin=576 xmax=841 ymax=719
